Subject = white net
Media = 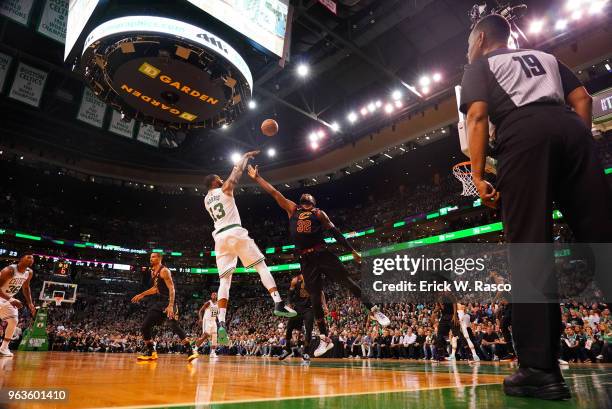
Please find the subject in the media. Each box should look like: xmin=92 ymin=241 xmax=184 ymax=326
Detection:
xmin=453 ymin=162 xmax=478 ymax=197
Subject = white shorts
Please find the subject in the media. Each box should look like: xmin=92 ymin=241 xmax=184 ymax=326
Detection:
xmin=203 ymin=320 xmax=217 ymax=336
xmin=0 ymin=299 xmax=18 ymax=320
xmin=214 ymin=226 xmax=265 ymax=277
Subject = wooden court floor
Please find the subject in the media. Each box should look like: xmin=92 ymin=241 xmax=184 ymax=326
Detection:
xmin=1 ymin=352 xmax=611 ymax=409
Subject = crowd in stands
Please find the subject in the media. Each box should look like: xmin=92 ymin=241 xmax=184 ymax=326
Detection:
xmin=0 ymin=134 xmax=611 ymax=363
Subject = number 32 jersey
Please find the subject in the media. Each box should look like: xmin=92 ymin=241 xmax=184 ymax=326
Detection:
xmin=204 ymin=188 xmax=242 ymax=234
xmin=289 ymin=207 xmax=325 ymax=250
xmin=459 ymin=48 xmax=582 ymax=128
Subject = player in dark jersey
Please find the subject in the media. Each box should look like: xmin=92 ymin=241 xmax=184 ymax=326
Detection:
xmin=434 ymin=294 xmax=457 ymax=362
xmin=460 ymin=14 xmax=611 ymax=400
xmin=131 ymin=252 xmax=198 ymax=362
xmin=248 ymin=165 xmax=390 ymax=358
xmin=279 ymin=274 xmax=322 ymax=362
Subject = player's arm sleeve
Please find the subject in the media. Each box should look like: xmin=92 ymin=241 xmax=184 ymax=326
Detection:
xmin=459 ymin=60 xmax=489 ymax=115
xmin=557 ymin=60 xmax=582 ymax=98
xmin=319 ymin=210 xmax=356 ymax=252
xmin=287 ymin=278 xmax=297 ymax=304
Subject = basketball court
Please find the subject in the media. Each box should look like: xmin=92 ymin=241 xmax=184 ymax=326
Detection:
xmin=2 ymin=353 xmax=611 ymax=409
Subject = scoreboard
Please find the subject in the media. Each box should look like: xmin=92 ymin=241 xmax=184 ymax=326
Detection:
xmin=53 ymin=260 xmax=71 ymax=277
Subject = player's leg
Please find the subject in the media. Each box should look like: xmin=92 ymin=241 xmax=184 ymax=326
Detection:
xmin=301 ymin=256 xmax=333 ymax=358
xmin=208 ymin=322 xmax=218 ymax=357
xmin=166 ymin=308 xmax=198 ymax=361
xmin=0 ymin=304 xmax=18 ymax=357
xmin=279 ymin=316 xmax=302 ymax=360
xmin=319 ymin=251 xmax=390 ymax=327
xmin=139 ymin=307 xmax=164 ymax=360
xmin=235 ymin=230 xmax=296 ymax=318
xmin=215 ymin=251 xmax=237 ymax=346
xmin=302 ymin=309 xmax=314 ymax=361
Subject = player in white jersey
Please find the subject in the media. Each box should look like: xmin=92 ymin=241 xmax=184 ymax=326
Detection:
xmin=0 ymin=254 xmax=36 ymax=357
xmin=203 ymin=150 xmax=296 ymax=345
xmin=197 ymin=292 xmax=220 ymax=358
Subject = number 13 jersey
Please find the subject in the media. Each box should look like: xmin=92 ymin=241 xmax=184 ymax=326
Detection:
xmin=205 ymin=188 xmax=242 ymax=235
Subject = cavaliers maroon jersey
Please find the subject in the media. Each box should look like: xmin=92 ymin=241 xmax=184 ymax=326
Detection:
xmin=289 ymin=207 xmax=325 ymax=250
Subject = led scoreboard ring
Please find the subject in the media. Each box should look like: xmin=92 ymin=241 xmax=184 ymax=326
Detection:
xmin=80 ymin=16 xmax=253 ymax=130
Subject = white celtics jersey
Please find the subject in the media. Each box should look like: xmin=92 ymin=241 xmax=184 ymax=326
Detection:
xmin=1 ymin=265 xmax=31 ymax=298
xmin=204 ymin=300 xmax=219 ymax=321
xmin=204 ymin=188 xmax=242 ymax=234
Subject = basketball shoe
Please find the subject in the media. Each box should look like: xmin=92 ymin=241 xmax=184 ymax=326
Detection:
xmin=217 ymin=322 xmax=229 ymax=346
xmin=274 ymin=301 xmax=297 ymax=318
xmin=314 ymin=336 xmax=334 ymax=357
xmin=369 ymin=306 xmax=390 ymax=327
xmin=0 ymin=346 xmax=13 ymax=357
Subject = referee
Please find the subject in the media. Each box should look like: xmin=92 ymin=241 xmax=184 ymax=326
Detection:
xmin=460 ymin=15 xmax=612 ymax=400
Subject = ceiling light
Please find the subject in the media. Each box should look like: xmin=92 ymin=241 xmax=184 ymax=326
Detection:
xmin=375 ymin=100 xmax=382 ymax=108
xmin=310 ymin=141 xmax=319 ymax=150
xmin=432 ymin=72 xmax=442 ymax=82
xmin=384 ymin=103 xmax=394 ymax=113
xmin=421 ymin=86 xmax=430 ymax=94
xmin=230 ymin=152 xmax=241 ymax=164
xmin=248 ymin=100 xmax=257 ymax=109
xmin=221 ymin=124 xmax=229 ymax=129
xmin=529 ymin=20 xmax=545 ymax=34
xmin=330 ymin=121 xmax=340 ymax=132
xmin=309 ymin=132 xmax=318 ymax=142
xmin=391 ymin=90 xmax=402 ymax=100
xmin=589 ymin=1 xmax=606 ymax=14
xmin=267 ymin=148 xmax=276 ymax=157
xmin=555 ymin=19 xmax=568 ymax=30
xmin=419 ymin=76 xmax=431 ymax=87
xmin=317 ymin=130 xmax=325 ymax=138
xmin=360 ymin=107 xmax=368 ymax=116
xmin=355 ymin=164 xmax=363 ymax=169
xmin=347 ymin=112 xmax=358 ymax=123
xmin=384 ymin=153 xmax=392 ymax=159
xmin=394 ymin=100 xmax=403 ymax=108
xmin=367 ymin=102 xmax=376 ymax=112
xmin=297 ymin=63 xmax=309 ymax=77
xmin=571 ymin=9 xmax=583 ymax=20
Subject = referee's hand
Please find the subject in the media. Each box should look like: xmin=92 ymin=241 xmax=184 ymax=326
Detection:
xmin=474 ymin=179 xmax=500 ymax=208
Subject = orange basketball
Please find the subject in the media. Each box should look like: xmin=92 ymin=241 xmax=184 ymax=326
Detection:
xmin=261 ymin=119 xmax=279 ymax=137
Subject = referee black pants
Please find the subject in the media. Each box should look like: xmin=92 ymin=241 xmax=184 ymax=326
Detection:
xmin=495 ymin=105 xmax=612 ymax=370
xmin=284 ymin=309 xmax=314 ymax=350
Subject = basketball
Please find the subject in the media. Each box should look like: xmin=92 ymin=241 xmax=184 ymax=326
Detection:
xmin=261 ymin=119 xmax=279 ymax=137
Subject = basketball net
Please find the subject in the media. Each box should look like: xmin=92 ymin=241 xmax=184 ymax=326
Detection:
xmin=453 ymin=161 xmax=497 ymax=197
xmin=53 ymin=295 xmax=64 ymax=306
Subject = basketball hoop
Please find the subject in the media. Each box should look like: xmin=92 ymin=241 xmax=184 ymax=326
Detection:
xmin=53 ymin=295 xmax=64 ymax=306
xmin=453 ymin=160 xmax=497 ymax=197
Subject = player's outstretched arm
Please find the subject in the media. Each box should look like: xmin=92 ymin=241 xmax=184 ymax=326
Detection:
xmin=198 ymin=301 xmax=210 ymax=322
xmin=22 ymin=270 xmax=36 ymax=316
xmin=222 ymin=150 xmax=260 ymax=196
xmin=247 ymin=165 xmax=297 ymax=218
xmin=316 ymin=210 xmax=361 ymax=263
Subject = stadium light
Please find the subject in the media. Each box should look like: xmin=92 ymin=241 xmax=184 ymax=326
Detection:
xmin=248 ymin=100 xmax=257 ymax=109
xmin=421 ymin=86 xmax=430 ymax=95
xmin=394 ymin=100 xmax=403 ymax=108
xmin=565 ymin=0 xmax=582 ymax=11
xmin=529 ymin=19 xmax=545 ymax=34
xmin=360 ymin=107 xmax=368 ymax=116
xmin=391 ymin=90 xmax=402 ymax=100
xmin=331 ymin=121 xmax=340 ymax=132
xmin=310 ymin=141 xmax=319 ymax=150
xmin=367 ymin=102 xmax=376 ymax=112
xmin=221 ymin=123 xmax=229 ymax=130
xmin=347 ymin=111 xmax=358 ymax=123
xmin=267 ymin=148 xmax=276 ymax=157
xmin=308 ymin=132 xmax=318 ymax=142
xmin=571 ymin=9 xmax=583 ymax=20
xmin=419 ymin=76 xmax=431 ymax=87
xmin=297 ymin=63 xmax=309 ymax=77
xmin=589 ymin=1 xmax=606 ymax=14
xmin=384 ymin=103 xmax=394 ymax=114
xmin=375 ymin=100 xmax=382 ymax=108
xmin=555 ymin=19 xmax=568 ymax=30
xmin=317 ymin=130 xmax=325 ymax=139
xmin=432 ymin=72 xmax=442 ymax=82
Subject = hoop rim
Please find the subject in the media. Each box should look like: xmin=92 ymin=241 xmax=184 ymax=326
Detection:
xmin=452 ymin=161 xmax=472 ymax=171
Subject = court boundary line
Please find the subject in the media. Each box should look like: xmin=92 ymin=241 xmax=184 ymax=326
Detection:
xmin=88 ymin=371 xmax=612 ymax=409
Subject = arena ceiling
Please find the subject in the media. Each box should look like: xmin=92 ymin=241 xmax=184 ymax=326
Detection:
xmin=0 ymin=0 xmax=573 ymax=174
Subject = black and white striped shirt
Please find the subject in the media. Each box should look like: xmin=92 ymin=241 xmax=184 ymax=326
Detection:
xmin=459 ymin=48 xmax=582 ymax=128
